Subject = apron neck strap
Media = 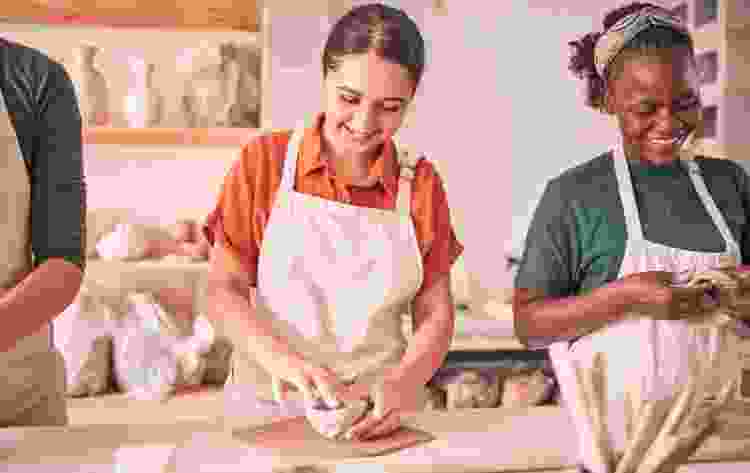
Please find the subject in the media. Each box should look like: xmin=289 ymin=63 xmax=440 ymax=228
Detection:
xmin=395 ymin=144 xmax=421 ymax=218
xmin=280 ymin=122 xmax=307 ymax=192
xmin=613 ymin=144 xmax=740 ymax=257
xmin=613 ymin=144 xmax=645 ymax=241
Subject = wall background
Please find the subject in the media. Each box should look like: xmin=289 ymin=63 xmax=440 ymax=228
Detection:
xmin=2 ymin=0 xmax=642 ymax=301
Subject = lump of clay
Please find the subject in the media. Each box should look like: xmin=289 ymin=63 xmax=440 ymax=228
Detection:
xmin=501 ymin=369 xmax=551 ymax=408
xmin=305 ymin=398 xmax=371 ymax=440
xmin=424 ymin=383 xmax=447 ymax=410
xmin=436 ymin=369 xmax=501 ymax=409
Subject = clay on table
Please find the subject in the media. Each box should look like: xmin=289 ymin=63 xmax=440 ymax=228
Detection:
xmin=305 ymin=398 xmax=372 ymax=440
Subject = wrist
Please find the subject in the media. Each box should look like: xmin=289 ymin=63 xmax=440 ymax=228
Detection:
xmin=605 ymin=278 xmax=639 ymax=308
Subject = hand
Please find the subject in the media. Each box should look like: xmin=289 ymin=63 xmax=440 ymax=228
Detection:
xmin=621 ymin=271 xmax=712 ymax=320
xmin=271 ymin=356 xmax=347 ymax=408
xmin=343 ymin=374 xmax=422 ymax=441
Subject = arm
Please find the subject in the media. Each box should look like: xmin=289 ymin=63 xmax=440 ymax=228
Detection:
xmin=203 ymin=145 xmax=314 ymax=382
xmin=387 ymin=274 xmax=455 ymax=388
xmin=386 ymin=161 xmax=461 ymax=387
xmin=513 ymin=179 xmax=633 ymax=347
xmin=206 ymin=242 xmax=301 ymax=370
xmin=0 ymin=260 xmax=82 ymax=352
xmin=513 ymin=282 xmax=633 ymax=346
xmin=0 ymin=57 xmax=85 ymax=352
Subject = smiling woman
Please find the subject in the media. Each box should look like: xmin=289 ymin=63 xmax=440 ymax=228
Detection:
xmin=514 ymin=2 xmax=750 ymax=472
xmin=203 ymin=3 xmax=463 ymax=443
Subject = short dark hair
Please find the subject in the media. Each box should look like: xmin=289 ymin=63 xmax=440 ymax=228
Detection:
xmin=322 ymin=3 xmax=425 ymax=91
xmin=568 ymin=2 xmax=695 ymax=110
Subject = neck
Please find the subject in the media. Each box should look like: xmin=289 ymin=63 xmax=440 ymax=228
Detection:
xmin=321 ymin=130 xmax=380 ymax=183
xmin=623 ymin=142 xmax=678 ymax=166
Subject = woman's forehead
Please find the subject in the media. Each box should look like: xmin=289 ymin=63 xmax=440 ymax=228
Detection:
xmin=328 ymin=52 xmax=414 ymax=99
xmin=615 ymin=53 xmax=698 ymax=96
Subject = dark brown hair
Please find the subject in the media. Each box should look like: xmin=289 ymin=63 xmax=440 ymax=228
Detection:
xmin=322 ymin=3 xmax=425 ymax=91
xmin=568 ymin=2 xmax=694 ymax=110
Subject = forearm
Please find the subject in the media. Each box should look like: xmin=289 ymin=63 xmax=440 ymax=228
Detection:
xmin=515 ymin=279 xmax=633 ymax=345
xmin=207 ymin=281 xmax=301 ymax=370
xmin=0 ymin=258 xmax=83 ymax=352
xmin=390 ymin=307 xmax=454 ymax=388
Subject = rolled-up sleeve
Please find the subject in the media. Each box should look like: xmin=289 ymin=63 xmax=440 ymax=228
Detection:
xmin=30 ymin=60 xmax=86 ymax=272
xmin=514 ymin=179 xmax=579 ymax=349
xmin=412 ymin=160 xmax=464 ymax=296
xmin=202 ymin=141 xmax=262 ymax=285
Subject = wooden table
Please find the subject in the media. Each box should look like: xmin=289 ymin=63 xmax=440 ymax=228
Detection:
xmin=18 ymin=396 xmax=750 ymax=473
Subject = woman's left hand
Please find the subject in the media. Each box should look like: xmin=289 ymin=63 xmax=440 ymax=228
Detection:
xmin=343 ymin=374 xmax=422 ymax=441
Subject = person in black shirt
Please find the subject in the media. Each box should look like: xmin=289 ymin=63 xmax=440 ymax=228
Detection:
xmin=0 ymin=37 xmax=85 ymax=426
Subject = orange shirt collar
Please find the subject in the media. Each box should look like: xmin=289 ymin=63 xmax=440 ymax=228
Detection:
xmin=298 ymin=113 xmax=399 ymax=198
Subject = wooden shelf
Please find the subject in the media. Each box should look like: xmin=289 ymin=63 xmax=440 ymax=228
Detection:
xmin=693 ymin=138 xmax=726 ymax=158
xmin=726 ymin=1 xmax=750 ymax=33
xmin=83 ymin=127 xmax=259 ymax=146
xmin=691 ymin=20 xmax=723 ymax=51
xmin=0 ymin=0 xmax=259 ymax=32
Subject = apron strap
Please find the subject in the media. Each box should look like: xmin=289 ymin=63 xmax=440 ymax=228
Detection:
xmin=395 ymin=145 xmax=421 ymax=218
xmin=612 ymin=145 xmax=645 ymax=241
xmin=279 ymin=121 xmax=307 ymax=192
xmin=682 ymin=159 xmax=741 ymax=257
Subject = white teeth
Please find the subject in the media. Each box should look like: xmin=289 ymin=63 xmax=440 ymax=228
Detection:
xmin=651 ymin=137 xmax=678 ymax=145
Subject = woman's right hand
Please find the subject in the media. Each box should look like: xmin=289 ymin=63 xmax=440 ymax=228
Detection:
xmin=271 ymin=355 xmax=348 ymax=408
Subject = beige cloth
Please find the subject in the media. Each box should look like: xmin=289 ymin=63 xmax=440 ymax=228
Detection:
xmin=0 ymin=83 xmax=67 ymax=426
xmin=549 ymin=143 xmax=744 ymax=473
xmin=225 ymin=121 xmax=426 ymax=409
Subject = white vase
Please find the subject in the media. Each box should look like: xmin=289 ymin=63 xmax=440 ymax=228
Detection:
xmin=123 ymin=54 xmax=148 ymax=128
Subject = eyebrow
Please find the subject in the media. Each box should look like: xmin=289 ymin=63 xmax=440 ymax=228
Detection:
xmin=336 ymin=86 xmax=407 ymax=103
xmin=629 ymin=91 xmax=698 ymax=105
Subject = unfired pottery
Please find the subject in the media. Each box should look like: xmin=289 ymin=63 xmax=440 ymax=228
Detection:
xmin=181 ymin=42 xmax=260 ymax=128
xmin=73 ymin=44 xmax=110 ymax=126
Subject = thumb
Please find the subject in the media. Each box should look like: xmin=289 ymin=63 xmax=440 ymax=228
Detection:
xmin=271 ymin=376 xmax=288 ymax=402
xmin=311 ymin=375 xmax=343 ymax=409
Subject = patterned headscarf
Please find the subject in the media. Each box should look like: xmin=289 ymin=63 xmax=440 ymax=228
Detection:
xmin=594 ymin=5 xmax=690 ymax=79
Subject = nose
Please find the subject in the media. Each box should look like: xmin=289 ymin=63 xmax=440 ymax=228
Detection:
xmin=349 ymin=107 xmax=375 ymax=132
xmin=653 ymin=107 xmax=686 ymax=135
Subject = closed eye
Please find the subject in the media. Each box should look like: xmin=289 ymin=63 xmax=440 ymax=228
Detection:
xmin=340 ymin=95 xmax=359 ymax=105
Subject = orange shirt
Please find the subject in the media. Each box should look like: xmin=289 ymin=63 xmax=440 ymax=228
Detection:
xmin=202 ymin=114 xmax=464 ymax=296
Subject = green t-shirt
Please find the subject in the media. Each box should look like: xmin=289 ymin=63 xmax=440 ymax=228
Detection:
xmin=515 ymin=152 xmax=750 ymax=347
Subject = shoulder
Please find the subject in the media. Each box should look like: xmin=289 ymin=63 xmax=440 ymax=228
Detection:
xmin=235 ymin=128 xmax=294 ymax=180
xmin=694 ymin=156 xmax=746 ymax=177
xmin=553 ymin=151 xmax=614 ymax=189
xmin=0 ymin=38 xmax=70 ymax=87
xmin=407 ymin=155 xmax=445 ymax=202
xmin=532 ymin=151 xmax=616 ymax=209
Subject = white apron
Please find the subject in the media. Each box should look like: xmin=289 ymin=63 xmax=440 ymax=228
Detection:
xmin=549 ymin=144 xmax=743 ymax=473
xmin=0 ymin=85 xmax=68 ymax=426
xmin=226 ymin=123 xmax=425 ymax=407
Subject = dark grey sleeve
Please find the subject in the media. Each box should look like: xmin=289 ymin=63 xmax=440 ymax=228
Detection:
xmin=729 ymin=160 xmax=750 ymax=266
xmin=514 ymin=178 xmax=579 ymax=348
xmin=30 ymin=59 xmax=86 ymax=272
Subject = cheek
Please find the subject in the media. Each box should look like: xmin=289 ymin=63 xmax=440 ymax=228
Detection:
xmin=618 ymin=114 xmax=650 ymax=142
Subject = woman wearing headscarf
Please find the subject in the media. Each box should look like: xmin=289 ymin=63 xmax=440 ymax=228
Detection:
xmin=514 ymin=3 xmax=750 ymax=472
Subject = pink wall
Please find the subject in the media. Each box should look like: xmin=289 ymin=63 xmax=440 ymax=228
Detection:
xmin=85 ymin=0 xmax=633 ymax=298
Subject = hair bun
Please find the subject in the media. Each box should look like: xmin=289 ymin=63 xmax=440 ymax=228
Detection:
xmin=568 ymin=32 xmax=601 ymax=80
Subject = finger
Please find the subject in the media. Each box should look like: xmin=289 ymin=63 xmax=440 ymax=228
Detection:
xmin=311 ymin=373 xmax=343 ymax=409
xmin=362 ymin=410 xmax=401 ymax=440
xmin=272 ymin=376 xmax=286 ymax=402
xmin=290 ymin=377 xmax=316 ymax=405
xmin=345 ymin=411 xmax=382 ymax=441
xmin=345 ymin=383 xmax=372 ymax=402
